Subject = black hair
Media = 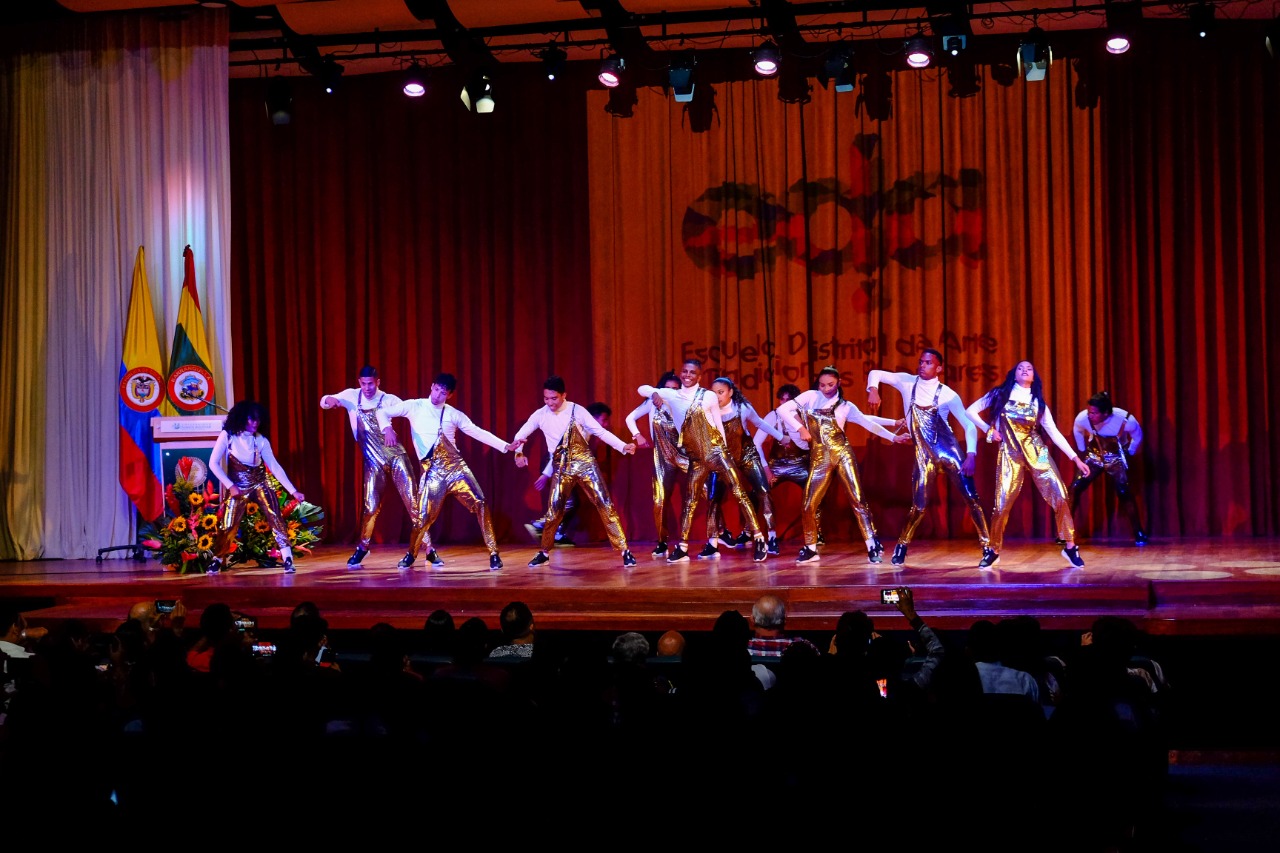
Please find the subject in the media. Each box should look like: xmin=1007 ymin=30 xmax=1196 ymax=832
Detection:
xmin=921 ymin=348 xmax=944 ymax=365
xmin=224 ymin=400 xmax=268 ymax=437
xmin=499 ymin=601 xmax=534 ymax=642
xmin=433 ymin=372 xmax=457 ymax=393
xmin=543 ymin=376 xmax=566 ymax=394
xmin=777 ymin=383 xmax=802 ymax=400
xmin=814 ymin=366 xmax=844 ymax=404
xmin=711 ymin=376 xmax=748 ymax=410
xmin=1087 ymin=390 xmax=1114 ymax=415
xmin=682 ymin=357 xmax=703 ymax=369
xmin=658 ymin=370 xmax=680 ymax=388
xmin=358 ymin=365 xmax=378 ymax=378
xmin=984 ymin=361 xmax=1046 ymax=434
xmin=587 ymin=402 xmax=612 ymax=418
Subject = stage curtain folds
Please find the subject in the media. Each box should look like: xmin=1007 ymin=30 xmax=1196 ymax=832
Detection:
xmin=0 ymin=11 xmax=231 ymax=560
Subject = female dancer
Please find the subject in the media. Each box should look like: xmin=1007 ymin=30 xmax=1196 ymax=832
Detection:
xmin=1071 ymin=390 xmax=1147 ymax=545
xmin=965 ymin=361 xmax=1091 ymax=569
xmin=207 ymin=400 xmax=305 ymax=573
xmin=778 ymin=366 xmax=910 ymax=564
xmin=700 ymin=377 xmax=786 ymax=558
xmin=624 ymin=370 xmax=685 ymax=557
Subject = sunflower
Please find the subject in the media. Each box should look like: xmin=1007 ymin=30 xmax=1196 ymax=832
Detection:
xmin=199 ymin=514 xmax=218 ymax=531
xmin=254 ymin=520 xmax=271 ymax=534
xmin=169 ymin=516 xmax=188 ymax=534
xmin=287 ymin=531 xmax=297 ymax=545
xmin=188 ymin=492 xmax=205 ymax=509
xmin=196 ymin=534 xmax=214 ymax=551
xmin=245 ymin=501 xmax=260 ymax=516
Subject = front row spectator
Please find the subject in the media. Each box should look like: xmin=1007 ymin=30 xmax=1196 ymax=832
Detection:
xmin=488 ymin=601 xmax=535 ymax=659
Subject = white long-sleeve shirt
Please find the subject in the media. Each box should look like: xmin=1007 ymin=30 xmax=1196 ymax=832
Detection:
xmin=376 ymin=399 xmax=508 ymax=460
xmin=209 ymin=430 xmax=298 ymax=495
xmin=753 ymin=409 xmax=808 ymax=458
xmin=513 ymin=401 xmax=630 ymax=459
xmin=320 ymin=388 xmax=404 ymax=438
xmin=966 ymin=386 xmax=1079 ymax=459
xmin=720 ymin=401 xmax=786 ymax=442
xmin=778 ymin=390 xmax=899 ymax=442
xmin=624 ymin=399 xmax=662 ymax=441
xmin=1073 ymin=408 xmax=1143 ymax=455
xmin=865 ymin=369 xmax=979 ymax=453
xmin=640 ymin=385 xmax=727 ymax=442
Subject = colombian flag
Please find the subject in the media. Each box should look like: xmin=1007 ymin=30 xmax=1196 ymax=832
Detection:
xmin=163 ymin=245 xmax=217 ymax=415
xmin=118 ymin=247 xmax=167 ymax=521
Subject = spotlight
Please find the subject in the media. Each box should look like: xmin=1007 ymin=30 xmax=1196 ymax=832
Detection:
xmin=1105 ymin=1 xmax=1141 ymax=55
xmin=944 ymin=36 xmax=967 ymax=57
xmin=818 ymin=44 xmax=855 ymax=93
xmin=402 ymin=63 xmax=427 ymax=98
xmin=598 ymin=54 xmax=624 ymax=88
xmin=460 ymin=70 xmax=495 ymax=113
xmin=904 ymin=35 xmax=933 ymax=69
xmin=539 ymin=46 xmax=567 ymax=80
xmin=265 ymin=77 xmax=292 ymax=125
xmin=1189 ymin=3 xmax=1215 ymax=39
xmin=752 ymin=42 xmax=781 ymax=76
xmin=1018 ymin=27 xmax=1052 ymax=81
xmin=315 ymin=58 xmax=343 ymax=94
xmin=669 ymin=51 xmax=696 ymax=103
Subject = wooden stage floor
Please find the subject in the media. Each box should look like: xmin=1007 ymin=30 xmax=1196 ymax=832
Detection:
xmin=5 ymin=537 xmax=1280 ymax=637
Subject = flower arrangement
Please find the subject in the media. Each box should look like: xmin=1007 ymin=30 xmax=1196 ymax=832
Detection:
xmin=140 ymin=455 xmax=324 ymax=575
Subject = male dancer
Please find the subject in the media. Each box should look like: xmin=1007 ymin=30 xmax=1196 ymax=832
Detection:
xmin=754 ymin=384 xmax=813 ymax=553
xmin=377 ymin=372 xmax=511 ymax=571
xmin=624 ymin=370 xmax=686 ymax=557
xmin=639 ymin=373 xmax=770 ymax=564
xmin=320 ymin=365 xmax=416 ymax=567
xmin=1071 ymin=390 xmax=1148 ymax=545
xmin=528 ymin=401 xmax=613 ymax=545
xmin=779 ymin=366 xmax=911 ymax=564
xmin=509 ymin=376 xmax=638 ymax=568
xmin=866 ymin=349 xmax=992 ymax=566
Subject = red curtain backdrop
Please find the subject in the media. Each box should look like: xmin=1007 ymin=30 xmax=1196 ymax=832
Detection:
xmin=229 ymin=28 xmax=1280 ymax=551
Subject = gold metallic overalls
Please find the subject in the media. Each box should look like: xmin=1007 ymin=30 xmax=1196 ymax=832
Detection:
xmin=678 ymin=389 xmax=761 ymax=543
xmin=766 ymin=409 xmax=818 ymax=537
xmin=651 ymin=402 xmax=685 ymax=543
xmin=212 ymin=446 xmax=289 ymax=558
xmin=1071 ymin=421 xmax=1144 ymax=534
xmin=540 ymin=405 xmax=628 ymax=552
xmin=799 ymin=398 xmax=875 ymax=546
xmin=899 ymin=380 xmax=990 ymax=547
xmin=989 ymin=398 xmax=1074 ymax=551
xmin=355 ymin=396 xmax=416 ymax=550
xmin=408 ymin=408 xmax=497 ymax=557
xmin=707 ymin=410 xmax=774 ymax=538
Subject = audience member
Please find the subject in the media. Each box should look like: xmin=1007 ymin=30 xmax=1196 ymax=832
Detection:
xmin=656 ymin=629 xmax=686 ymax=658
xmin=488 ymin=601 xmax=535 ymax=659
xmin=966 ymin=618 xmax=1040 ymax=703
xmin=422 ymin=608 xmax=456 ymax=660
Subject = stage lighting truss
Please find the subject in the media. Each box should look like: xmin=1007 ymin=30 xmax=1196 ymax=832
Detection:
xmin=402 ymin=62 xmax=427 ymax=98
xmin=598 ymin=54 xmax=624 ymax=88
xmin=752 ymin=42 xmax=781 ymax=76
xmin=1017 ymin=28 xmax=1052 ymax=81
xmin=669 ymin=51 xmax=697 ymax=102
xmin=904 ymin=34 xmax=934 ymax=69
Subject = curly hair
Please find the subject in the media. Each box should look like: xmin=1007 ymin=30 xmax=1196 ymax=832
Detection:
xmin=223 ymin=400 xmax=268 ymax=437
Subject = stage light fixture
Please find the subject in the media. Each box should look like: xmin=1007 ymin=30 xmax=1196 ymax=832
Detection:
xmin=460 ymin=70 xmax=495 ymax=114
xmin=819 ymin=44 xmax=855 ymax=93
xmin=598 ymin=54 xmax=624 ymax=88
xmin=1105 ymin=1 xmax=1141 ymax=55
xmin=669 ymin=51 xmax=697 ymax=103
xmin=265 ymin=77 xmax=292 ymax=125
xmin=539 ymin=46 xmax=567 ymax=80
xmin=402 ymin=63 xmax=427 ymax=98
xmin=944 ymin=35 xmax=967 ymax=57
xmin=316 ymin=58 xmax=343 ymax=94
xmin=752 ymin=42 xmax=781 ymax=76
xmin=1017 ymin=28 xmax=1052 ymax=81
xmin=905 ymin=35 xmax=933 ymax=69
xmin=1189 ymin=2 xmax=1215 ymax=39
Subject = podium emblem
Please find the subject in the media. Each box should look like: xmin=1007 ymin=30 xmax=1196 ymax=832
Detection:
xmin=168 ymin=365 xmax=215 ymax=412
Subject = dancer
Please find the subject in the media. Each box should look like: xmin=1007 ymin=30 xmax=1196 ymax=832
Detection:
xmin=965 ymin=361 xmax=1092 ymax=568
xmin=377 ymin=373 xmax=511 ymax=571
xmin=1071 ymin=390 xmax=1147 ymax=545
xmin=638 ymin=376 xmax=770 ymax=564
xmin=320 ymin=365 xmax=416 ymax=567
xmin=207 ymin=401 xmax=304 ymax=574
xmin=528 ymin=401 xmax=613 ymax=546
xmin=779 ymin=366 xmax=911 ymax=564
xmin=509 ymin=376 xmax=638 ymax=568
xmin=753 ymin=383 xmax=815 ymax=553
xmin=624 ymin=370 xmax=686 ymax=557
xmin=867 ymin=349 xmax=992 ymax=567
xmin=702 ymin=377 xmax=786 ymax=558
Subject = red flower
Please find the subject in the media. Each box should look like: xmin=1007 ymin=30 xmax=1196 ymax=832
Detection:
xmin=281 ymin=499 xmax=299 ymax=516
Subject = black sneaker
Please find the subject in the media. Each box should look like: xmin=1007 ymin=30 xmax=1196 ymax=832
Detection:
xmin=1135 ymin=530 xmax=1148 ymax=546
xmin=205 ymin=557 xmax=222 ymax=575
xmin=979 ymin=548 xmax=1000 ymax=569
xmin=489 ymin=553 xmax=503 ymax=571
xmin=622 ymin=550 xmax=637 ymax=568
xmin=1062 ymin=546 xmax=1085 ymax=568
xmin=767 ymin=536 xmax=780 ymax=555
xmin=816 ymin=532 xmax=826 ymax=547
xmin=868 ymin=544 xmax=883 ymax=564
xmin=733 ymin=531 xmax=752 ymax=548
xmin=424 ymin=550 xmax=445 ymax=568
xmin=697 ymin=543 xmax=720 ymax=559
xmin=796 ymin=546 xmax=820 ymax=564
xmin=396 ymin=553 xmax=414 ymax=570
xmin=283 ymin=557 xmax=295 ymax=574
xmin=717 ymin=532 xmax=739 ymax=549
xmin=347 ymin=547 xmax=368 ymax=567
xmin=891 ymin=543 xmax=908 ymax=566
xmin=753 ymin=539 xmax=768 ymax=562
xmin=651 ymin=541 xmax=668 ymax=558
xmin=667 ymin=546 xmax=690 ymax=563
xmin=528 ymin=551 xmax=550 ymax=568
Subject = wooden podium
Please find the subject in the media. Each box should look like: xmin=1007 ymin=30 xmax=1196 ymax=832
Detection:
xmin=150 ymin=415 xmax=224 ymax=496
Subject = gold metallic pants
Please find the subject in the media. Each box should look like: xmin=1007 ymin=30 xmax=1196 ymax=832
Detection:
xmin=802 ymin=442 xmax=875 ymax=546
xmin=990 ymin=432 xmax=1074 ymax=551
xmin=899 ymin=434 xmax=990 ymax=548
xmin=408 ymin=440 xmax=497 ymax=557
xmin=707 ymin=455 xmax=774 ymax=538
xmin=541 ymin=461 xmax=627 ymax=552
xmin=1071 ymin=456 xmax=1144 ymax=535
xmin=680 ymin=449 xmax=761 ymax=544
xmin=212 ymin=456 xmax=290 ymax=559
xmin=357 ymin=446 xmax=416 ymax=550
xmin=652 ymin=450 xmax=681 ymax=543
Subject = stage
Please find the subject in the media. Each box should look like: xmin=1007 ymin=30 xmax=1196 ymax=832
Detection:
xmin=5 ymin=537 xmax=1280 ymax=637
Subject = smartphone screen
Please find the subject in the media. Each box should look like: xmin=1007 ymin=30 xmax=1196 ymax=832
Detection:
xmin=155 ymin=599 xmax=177 ymax=614
xmin=881 ymin=589 xmax=900 ymax=605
